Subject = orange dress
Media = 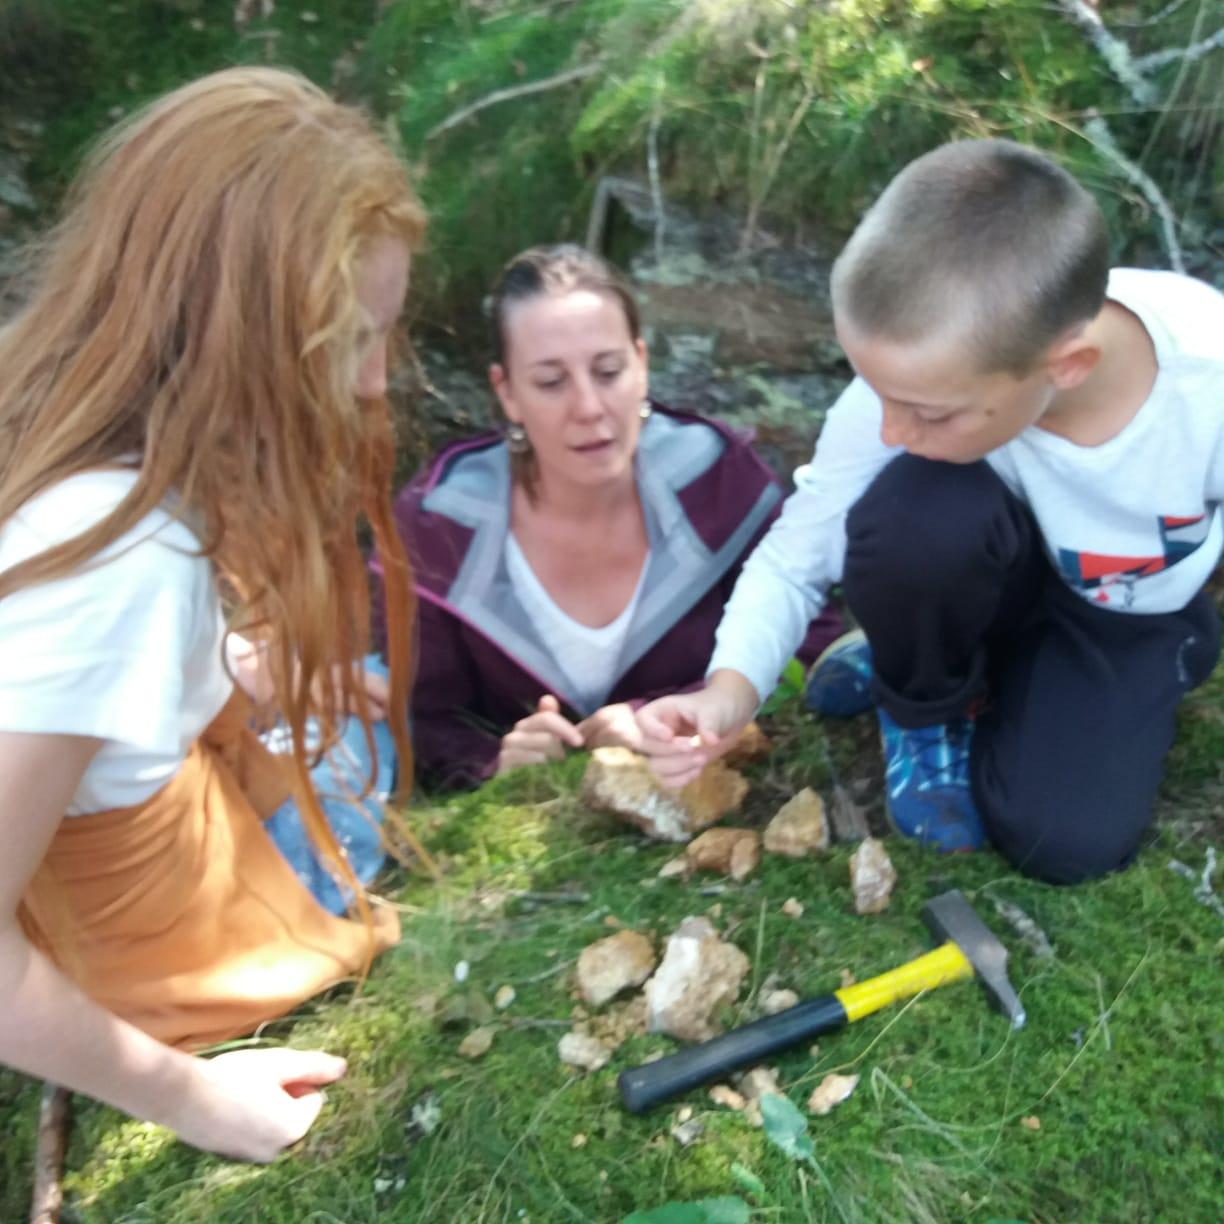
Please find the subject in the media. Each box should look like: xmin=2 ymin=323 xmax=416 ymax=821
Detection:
xmin=18 ymin=692 xmax=400 ymax=1050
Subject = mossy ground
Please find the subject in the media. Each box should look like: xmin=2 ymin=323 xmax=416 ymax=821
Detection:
xmin=3 ymin=686 xmax=1222 ymax=1223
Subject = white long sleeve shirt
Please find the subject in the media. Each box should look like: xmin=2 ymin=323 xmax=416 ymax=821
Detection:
xmin=709 ymin=268 xmax=1224 ymax=702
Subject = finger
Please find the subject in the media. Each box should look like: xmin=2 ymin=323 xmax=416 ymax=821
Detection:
xmin=537 ymin=693 xmax=561 ymax=715
xmin=653 ymin=760 xmax=706 ymax=790
xmin=517 ymin=712 xmax=583 ymax=747
xmin=281 ymin=1090 xmax=327 ymax=1146
xmin=510 ymin=731 xmax=568 ymax=759
xmin=637 ymin=733 xmax=704 ymax=759
xmin=649 ymin=751 xmax=708 ymax=784
xmin=635 ymin=704 xmax=689 ymax=742
xmin=265 ymin=1049 xmax=348 ymax=1087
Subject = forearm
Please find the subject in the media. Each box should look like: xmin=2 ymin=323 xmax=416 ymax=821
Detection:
xmin=0 ymin=926 xmax=200 ymax=1130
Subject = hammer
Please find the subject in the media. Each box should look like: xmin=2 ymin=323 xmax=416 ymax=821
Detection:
xmin=619 ymin=889 xmax=1025 ymax=1113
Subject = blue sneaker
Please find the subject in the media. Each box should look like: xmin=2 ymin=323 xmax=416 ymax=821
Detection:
xmin=805 ymin=629 xmax=875 ymax=717
xmin=878 ymin=706 xmax=986 ymax=852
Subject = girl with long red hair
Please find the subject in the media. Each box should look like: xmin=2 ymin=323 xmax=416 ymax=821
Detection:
xmin=0 ymin=67 xmax=424 ymax=1161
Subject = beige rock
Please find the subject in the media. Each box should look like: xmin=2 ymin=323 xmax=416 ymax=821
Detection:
xmin=494 ymin=985 xmax=516 ymax=1011
xmin=576 ymin=930 xmax=657 ymax=1007
xmin=760 ymin=988 xmax=800 ymax=1016
xmin=781 ymin=897 xmax=805 ymax=918
xmin=709 ymin=1084 xmax=747 ymax=1111
xmin=764 ymin=788 xmax=830 ymax=858
xmin=458 ymin=1026 xmax=496 ymax=1059
xmin=658 ymin=855 xmax=689 ymax=879
xmin=736 ymin=1065 xmax=782 ymax=1127
xmin=558 ymin=1031 xmax=612 ymax=1072
xmin=571 ymin=1132 xmax=588 ymax=1149
xmin=850 ymin=837 xmax=897 ymax=914
xmin=724 ymin=721 xmax=773 ymax=767
xmin=645 ymin=916 xmax=751 ymax=1041
xmin=685 ymin=827 xmax=761 ymax=881
xmin=579 ymin=994 xmax=650 ymax=1052
xmin=582 ymin=747 xmax=748 ymax=842
xmin=807 ymin=1072 xmax=859 ymax=1116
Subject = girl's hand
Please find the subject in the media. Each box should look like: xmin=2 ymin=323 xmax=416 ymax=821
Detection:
xmin=172 ymin=1047 xmax=348 ymax=1163
xmin=577 ymin=702 xmax=643 ymax=751
xmin=496 ymin=695 xmax=583 ymax=774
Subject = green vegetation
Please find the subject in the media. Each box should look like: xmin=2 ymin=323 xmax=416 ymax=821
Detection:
xmin=3 ymin=690 xmax=1222 ymax=1222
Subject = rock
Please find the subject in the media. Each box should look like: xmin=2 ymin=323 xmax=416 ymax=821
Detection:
xmin=558 ymin=1031 xmax=612 ymax=1072
xmin=571 ymin=1132 xmax=588 ymax=1148
xmin=684 ymin=827 xmax=761 ymax=881
xmin=579 ymin=994 xmax=650 ymax=1051
xmin=658 ymin=855 xmax=689 ymax=879
xmin=576 ymin=930 xmax=657 ymax=1007
xmin=458 ymin=1026 xmax=496 ymax=1059
xmin=764 ymin=788 xmax=830 ymax=858
xmin=645 ymin=916 xmax=751 ymax=1041
xmin=670 ymin=1118 xmax=704 ymax=1146
xmin=760 ymin=988 xmax=800 ymax=1016
xmin=709 ymin=1084 xmax=747 ymax=1111
xmin=781 ymin=897 xmax=805 ymax=918
xmin=582 ymin=747 xmax=748 ymax=842
xmin=736 ymin=1066 xmax=782 ymax=1127
xmin=724 ymin=721 xmax=773 ymax=767
xmin=807 ymin=1072 xmax=859 ymax=1116
xmin=850 ymin=837 xmax=897 ymax=914
xmin=829 ymin=782 xmax=870 ymax=843
xmin=494 ymin=985 xmax=516 ymax=1010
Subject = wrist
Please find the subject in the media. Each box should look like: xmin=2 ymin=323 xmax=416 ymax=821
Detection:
xmin=706 ymin=669 xmax=760 ymax=724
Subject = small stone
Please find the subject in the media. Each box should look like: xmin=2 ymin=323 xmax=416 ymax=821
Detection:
xmin=580 ymin=994 xmax=650 ymax=1051
xmin=676 ymin=1105 xmax=694 ymax=1123
xmin=671 ymin=1118 xmax=704 ymax=1146
xmin=558 ymin=1031 xmax=611 ymax=1072
xmin=685 ymin=827 xmax=761 ymax=881
xmin=760 ymin=988 xmax=800 ymax=1016
xmin=458 ymin=1026 xmax=496 ymax=1059
xmin=839 ymin=968 xmax=856 ymax=989
xmin=808 ymin=1072 xmax=859 ymax=1116
xmin=736 ymin=1066 xmax=782 ymax=1128
xmin=576 ymin=930 xmax=657 ymax=1007
xmin=781 ymin=897 xmax=805 ymax=918
xmin=764 ymin=789 xmax=830 ymax=858
xmin=1021 ymin=1115 xmax=1042 ymax=1131
xmin=658 ymin=856 xmax=689 ymax=879
xmin=582 ymin=747 xmax=748 ymax=842
xmin=603 ymin=914 xmax=623 ymax=928
xmin=829 ymin=782 xmax=871 ymax=843
xmin=571 ymin=1132 xmax=588 ymax=1148
xmin=850 ymin=837 xmax=897 ymax=914
xmin=724 ymin=721 xmax=773 ymax=767
xmin=494 ymin=985 xmax=516 ymax=1011
xmin=808 ymin=1044 xmax=821 ymax=1059
xmin=709 ymin=1084 xmax=747 ymax=1110
xmin=645 ymin=916 xmax=751 ymax=1041
xmin=454 ymin=960 xmax=470 ymax=983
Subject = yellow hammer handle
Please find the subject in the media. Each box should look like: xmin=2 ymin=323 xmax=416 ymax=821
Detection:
xmin=834 ymin=941 xmax=974 ymax=1023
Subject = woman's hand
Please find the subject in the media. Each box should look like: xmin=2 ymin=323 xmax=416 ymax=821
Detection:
xmin=170 ymin=1047 xmax=348 ymax=1163
xmin=577 ymin=702 xmax=643 ymax=751
xmin=496 ymin=694 xmax=584 ymax=774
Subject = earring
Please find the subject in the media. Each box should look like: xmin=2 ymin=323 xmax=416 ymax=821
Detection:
xmin=506 ymin=423 xmax=532 ymax=454
xmin=639 ymin=400 xmax=653 ymax=421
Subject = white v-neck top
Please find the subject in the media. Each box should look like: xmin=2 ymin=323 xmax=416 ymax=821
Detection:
xmin=505 ymin=533 xmax=648 ymax=713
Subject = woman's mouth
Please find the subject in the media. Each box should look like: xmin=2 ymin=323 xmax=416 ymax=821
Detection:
xmin=571 ymin=439 xmax=615 ymax=454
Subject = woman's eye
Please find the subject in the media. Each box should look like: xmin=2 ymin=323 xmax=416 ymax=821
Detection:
xmin=534 ymin=378 xmax=564 ymax=391
xmin=595 ymin=366 xmax=623 ymax=382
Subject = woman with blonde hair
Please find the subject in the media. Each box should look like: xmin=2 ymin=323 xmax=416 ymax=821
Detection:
xmin=0 ymin=67 xmax=425 ymax=1160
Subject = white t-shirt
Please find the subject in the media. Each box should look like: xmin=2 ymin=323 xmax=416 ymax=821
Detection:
xmin=710 ymin=268 xmax=1224 ymax=702
xmin=505 ymin=533 xmax=647 ymax=714
xmin=0 ymin=470 xmax=232 ymax=814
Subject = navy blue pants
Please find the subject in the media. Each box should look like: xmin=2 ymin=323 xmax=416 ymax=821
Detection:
xmin=843 ymin=455 xmax=1221 ymax=884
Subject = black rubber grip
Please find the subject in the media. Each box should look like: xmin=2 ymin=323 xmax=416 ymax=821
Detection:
xmin=618 ymin=993 xmax=849 ymax=1114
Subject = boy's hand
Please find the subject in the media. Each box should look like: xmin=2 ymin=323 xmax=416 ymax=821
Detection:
xmin=497 ymin=695 xmax=584 ymax=774
xmin=635 ymin=671 xmax=760 ymax=789
xmin=577 ymin=702 xmax=643 ymax=751
xmin=173 ymin=1047 xmax=348 ymax=1163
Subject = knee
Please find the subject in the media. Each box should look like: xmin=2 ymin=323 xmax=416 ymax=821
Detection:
xmin=981 ymin=795 xmax=1151 ymax=885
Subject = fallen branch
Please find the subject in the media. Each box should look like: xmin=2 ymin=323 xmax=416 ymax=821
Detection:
xmin=29 ymin=1085 xmax=71 ymax=1224
xmin=1057 ymin=0 xmax=1158 ymax=107
xmin=1134 ymin=27 xmax=1224 ymax=72
xmin=426 ymin=62 xmax=603 ymax=141
xmin=1083 ymin=112 xmax=1186 ymax=273
xmin=1170 ymin=846 xmax=1224 ymax=921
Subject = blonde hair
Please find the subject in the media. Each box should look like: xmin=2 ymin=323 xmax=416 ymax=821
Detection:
xmin=832 ymin=139 xmax=1110 ymax=375
xmin=0 ymin=67 xmax=429 ymax=934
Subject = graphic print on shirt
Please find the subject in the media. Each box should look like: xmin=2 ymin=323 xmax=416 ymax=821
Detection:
xmin=1056 ymin=510 xmax=1217 ymax=608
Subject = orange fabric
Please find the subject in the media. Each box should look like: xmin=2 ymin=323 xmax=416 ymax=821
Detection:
xmin=18 ymin=691 xmax=400 ymax=1050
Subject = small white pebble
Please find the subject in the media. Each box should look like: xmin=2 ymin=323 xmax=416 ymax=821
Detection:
xmin=454 ymin=960 xmax=470 ymax=983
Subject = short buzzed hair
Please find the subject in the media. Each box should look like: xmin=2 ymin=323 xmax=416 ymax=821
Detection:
xmin=831 ymin=139 xmax=1110 ymax=375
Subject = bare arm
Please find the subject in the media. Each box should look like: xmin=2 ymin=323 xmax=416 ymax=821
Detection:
xmin=0 ymin=731 xmax=345 ymax=1162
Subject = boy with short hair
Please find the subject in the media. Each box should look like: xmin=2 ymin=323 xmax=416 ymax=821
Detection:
xmin=638 ymin=138 xmax=1224 ymax=884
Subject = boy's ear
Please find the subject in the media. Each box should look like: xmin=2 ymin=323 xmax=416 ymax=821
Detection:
xmin=1044 ymin=331 xmax=1101 ymax=390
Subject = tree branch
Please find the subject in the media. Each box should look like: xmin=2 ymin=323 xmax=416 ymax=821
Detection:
xmin=426 ymin=61 xmax=603 ymax=141
xmin=1057 ymin=0 xmax=1158 ymax=106
xmin=1133 ymin=27 xmax=1224 ymax=72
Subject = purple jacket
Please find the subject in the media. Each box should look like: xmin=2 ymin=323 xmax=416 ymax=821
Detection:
xmin=376 ymin=404 xmax=843 ymax=789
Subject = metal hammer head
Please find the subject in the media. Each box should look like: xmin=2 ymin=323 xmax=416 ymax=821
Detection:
xmin=922 ymin=890 xmax=1026 ymax=1029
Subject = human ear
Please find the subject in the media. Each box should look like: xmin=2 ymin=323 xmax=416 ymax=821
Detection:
xmin=1045 ymin=333 xmax=1101 ymax=390
xmin=489 ymin=362 xmax=520 ymax=422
